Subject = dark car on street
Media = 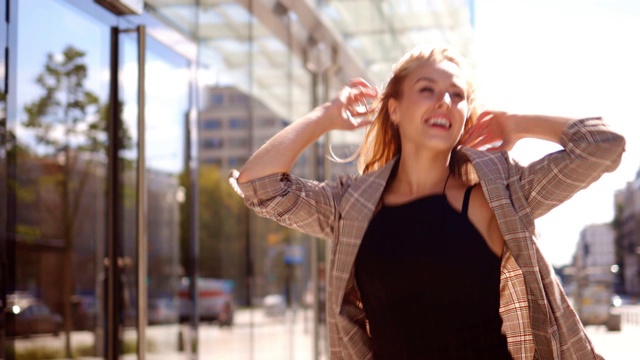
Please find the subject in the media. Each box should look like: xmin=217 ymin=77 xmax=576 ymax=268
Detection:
xmin=4 ymin=293 xmax=63 ymax=337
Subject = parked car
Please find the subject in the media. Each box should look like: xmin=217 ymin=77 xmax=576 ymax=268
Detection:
xmin=5 ymin=292 xmax=37 ymax=305
xmin=4 ymin=294 xmax=63 ymax=337
xmin=148 ymin=297 xmax=179 ymax=325
xmin=263 ymin=294 xmax=286 ymax=317
xmin=179 ymin=277 xmax=234 ymax=327
xmin=71 ymin=294 xmax=97 ymax=330
xmin=576 ymin=284 xmax=621 ymax=331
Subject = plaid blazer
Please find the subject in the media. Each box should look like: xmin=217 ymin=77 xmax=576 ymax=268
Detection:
xmin=231 ymin=117 xmax=625 ymax=359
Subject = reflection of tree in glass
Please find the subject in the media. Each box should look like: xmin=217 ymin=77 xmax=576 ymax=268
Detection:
xmin=180 ymin=165 xmax=247 ymax=285
xmin=180 ymin=165 xmax=292 ymax=306
xmin=20 ymin=45 xmax=129 ymax=357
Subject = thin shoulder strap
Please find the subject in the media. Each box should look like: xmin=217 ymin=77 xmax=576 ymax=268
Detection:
xmin=441 ymin=173 xmax=452 ymax=194
xmin=461 ymin=186 xmax=474 ymax=216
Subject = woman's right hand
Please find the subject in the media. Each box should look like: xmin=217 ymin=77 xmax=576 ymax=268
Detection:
xmin=461 ymin=111 xmax=574 ymax=151
xmin=324 ymin=78 xmax=379 ymax=131
xmin=236 ymin=79 xmax=378 ymax=183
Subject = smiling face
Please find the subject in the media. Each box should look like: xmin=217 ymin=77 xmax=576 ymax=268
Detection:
xmin=388 ymin=59 xmax=469 ymax=154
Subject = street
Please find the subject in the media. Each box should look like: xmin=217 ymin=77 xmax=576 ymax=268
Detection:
xmin=11 ymin=306 xmax=640 ymax=359
xmin=586 ymin=323 xmax=640 ymax=359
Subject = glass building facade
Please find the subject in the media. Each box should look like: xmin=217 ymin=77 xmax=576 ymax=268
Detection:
xmin=0 ymin=0 xmax=473 ymax=358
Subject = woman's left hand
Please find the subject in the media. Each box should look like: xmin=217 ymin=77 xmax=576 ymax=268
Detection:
xmin=459 ymin=111 xmax=521 ymax=151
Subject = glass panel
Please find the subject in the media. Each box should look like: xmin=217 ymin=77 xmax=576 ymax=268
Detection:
xmin=118 ymin=26 xmax=140 ymax=358
xmin=194 ymin=1 xmax=252 ymax=355
xmin=143 ymin=35 xmax=190 ymax=358
xmin=114 ymin=20 xmax=191 ymax=360
xmin=9 ymin=0 xmax=115 ymax=358
xmin=0 ymin=1 xmax=8 ymax=358
xmin=189 ymin=1 xmax=318 ymax=358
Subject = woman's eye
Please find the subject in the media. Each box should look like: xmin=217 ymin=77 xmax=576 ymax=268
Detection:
xmin=419 ymin=86 xmax=434 ymax=93
xmin=451 ymin=92 xmax=465 ymax=100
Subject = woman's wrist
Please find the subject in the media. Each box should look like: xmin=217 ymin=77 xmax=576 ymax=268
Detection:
xmin=510 ymin=114 xmax=571 ymax=144
xmin=307 ymin=101 xmax=346 ymax=133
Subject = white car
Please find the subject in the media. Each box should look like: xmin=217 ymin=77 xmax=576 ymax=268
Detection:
xmin=178 ymin=277 xmax=234 ymax=327
xmin=263 ymin=294 xmax=286 ymax=317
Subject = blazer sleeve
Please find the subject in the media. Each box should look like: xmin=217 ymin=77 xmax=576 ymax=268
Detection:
xmin=517 ymin=117 xmax=625 ymax=219
xmin=228 ymin=170 xmax=354 ymax=241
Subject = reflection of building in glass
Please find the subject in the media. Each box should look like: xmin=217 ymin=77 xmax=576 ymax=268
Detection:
xmin=12 ymin=151 xmax=181 ymax=317
xmin=615 ymin=178 xmax=640 ymax=295
xmin=13 ymin=152 xmax=106 ymax=313
xmin=198 ymin=86 xmax=313 ymax=178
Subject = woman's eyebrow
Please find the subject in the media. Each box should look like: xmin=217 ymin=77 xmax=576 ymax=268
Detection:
xmin=414 ymin=76 xmax=436 ymax=84
xmin=415 ymin=76 xmax=466 ymax=93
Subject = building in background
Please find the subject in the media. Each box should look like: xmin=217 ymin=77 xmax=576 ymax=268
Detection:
xmin=575 ymin=224 xmax=616 ymax=269
xmin=614 ymin=175 xmax=640 ymax=296
xmin=1 ymin=1 xmax=475 ymax=359
xmin=198 ymin=86 xmax=314 ymax=177
xmin=574 ymin=224 xmax=617 ymax=279
xmin=570 ymin=223 xmax=622 ymax=330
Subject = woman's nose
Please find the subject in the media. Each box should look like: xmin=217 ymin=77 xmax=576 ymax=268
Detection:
xmin=435 ymin=93 xmax=452 ymax=109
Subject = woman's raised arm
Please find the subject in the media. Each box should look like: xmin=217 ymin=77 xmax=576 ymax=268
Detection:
xmin=460 ymin=111 xmax=575 ymax=151
xmin=461 ymin=112 xmax=625 ymax=218
xmin=236 ymin=79 xmax=377 ymax=183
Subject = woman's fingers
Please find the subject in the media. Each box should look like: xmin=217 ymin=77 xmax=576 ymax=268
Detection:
xmin=344 ymin=82 xmax=378 ymax=123
xmin=464 ymin=133 xmax=496 ymax=149
xmin=463 ymin=120 xmax=490 ymax=142
xmin=347 ymin=78 xmax=370 ymax=87
xmin=462 ymin=115 xmax=507 ymax=150
xmin=334 ymin=79 xmax=379 ymax=129
xmin=473 ymin=111 xmax=496 ymax=127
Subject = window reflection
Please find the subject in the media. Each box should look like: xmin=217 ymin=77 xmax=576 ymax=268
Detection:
xmin=201 ymin=119 xmax=222 ymax=130
xmin=14 ymin=38 xmax=109 ymax=358
xmin=9 ymin=1 xmax=190 ymax=358
xmin=6 ymin=0 xmax=329 ymax=358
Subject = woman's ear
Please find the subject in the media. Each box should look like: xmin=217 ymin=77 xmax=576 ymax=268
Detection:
xmin=388 ymin=98 xmax=398 ymax=123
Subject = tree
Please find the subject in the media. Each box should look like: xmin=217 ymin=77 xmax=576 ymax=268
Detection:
xmin=21 ymin=45 xmax=106 ymax=357
xmin=179 ymin=165 xmax=245 ymax=295
xmin=179 ymin=164 xmax=293 ymax=306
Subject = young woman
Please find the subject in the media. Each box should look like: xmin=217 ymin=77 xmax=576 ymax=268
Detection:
xmin=229 ymin=46 xmax=625 ymax=359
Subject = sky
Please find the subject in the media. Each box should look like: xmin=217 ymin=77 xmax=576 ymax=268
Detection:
xmin=472 ymin=0 xmax=640 ymax=266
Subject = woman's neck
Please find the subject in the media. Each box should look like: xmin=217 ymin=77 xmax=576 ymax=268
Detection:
xmin=389 ymin=149 xmax=452 ymax=197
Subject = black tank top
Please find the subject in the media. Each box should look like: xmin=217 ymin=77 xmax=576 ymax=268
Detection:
xmin=354 ymin=179 xmax=512 ymax=360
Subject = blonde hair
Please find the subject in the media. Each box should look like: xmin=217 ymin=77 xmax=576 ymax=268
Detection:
xmin=357 ymin=46 xmax=479 ymax=183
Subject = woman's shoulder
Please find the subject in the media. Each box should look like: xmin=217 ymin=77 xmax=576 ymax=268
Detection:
xmin=458 ymin=147 xmax=514 ymax=181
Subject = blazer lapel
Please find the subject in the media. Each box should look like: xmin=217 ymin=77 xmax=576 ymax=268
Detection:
xmin=332 ymin=158 xmax=398 ymax=312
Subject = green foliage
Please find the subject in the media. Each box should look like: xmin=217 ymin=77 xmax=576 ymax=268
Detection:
xmin=178 ymin=164 xmax=296 ymax=304
xmin=6 ymin=338 xmax=157 ymax=359
xmin=191 ymin=164 xmax=247 ymax=278
xmin=17 ymin=44 xmax=111 ymax=359
xmin=23 ymin=46 xmax=100 ymax=155
xmin=121 ymin=338 xmax=158 ymax=354
xmin=11 ymin=346 xmax=63 ymax=360
xmin=71 ymin=342 xmax=95 ymax=357
xmin=15 ymin=223 xmax=42 ymax=242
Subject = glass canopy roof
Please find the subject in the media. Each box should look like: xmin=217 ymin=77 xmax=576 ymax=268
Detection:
xmin=145 ymin=0 xmax=474 ymax=120
xmin=317 ymin=0 xmax=474 ymax=83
